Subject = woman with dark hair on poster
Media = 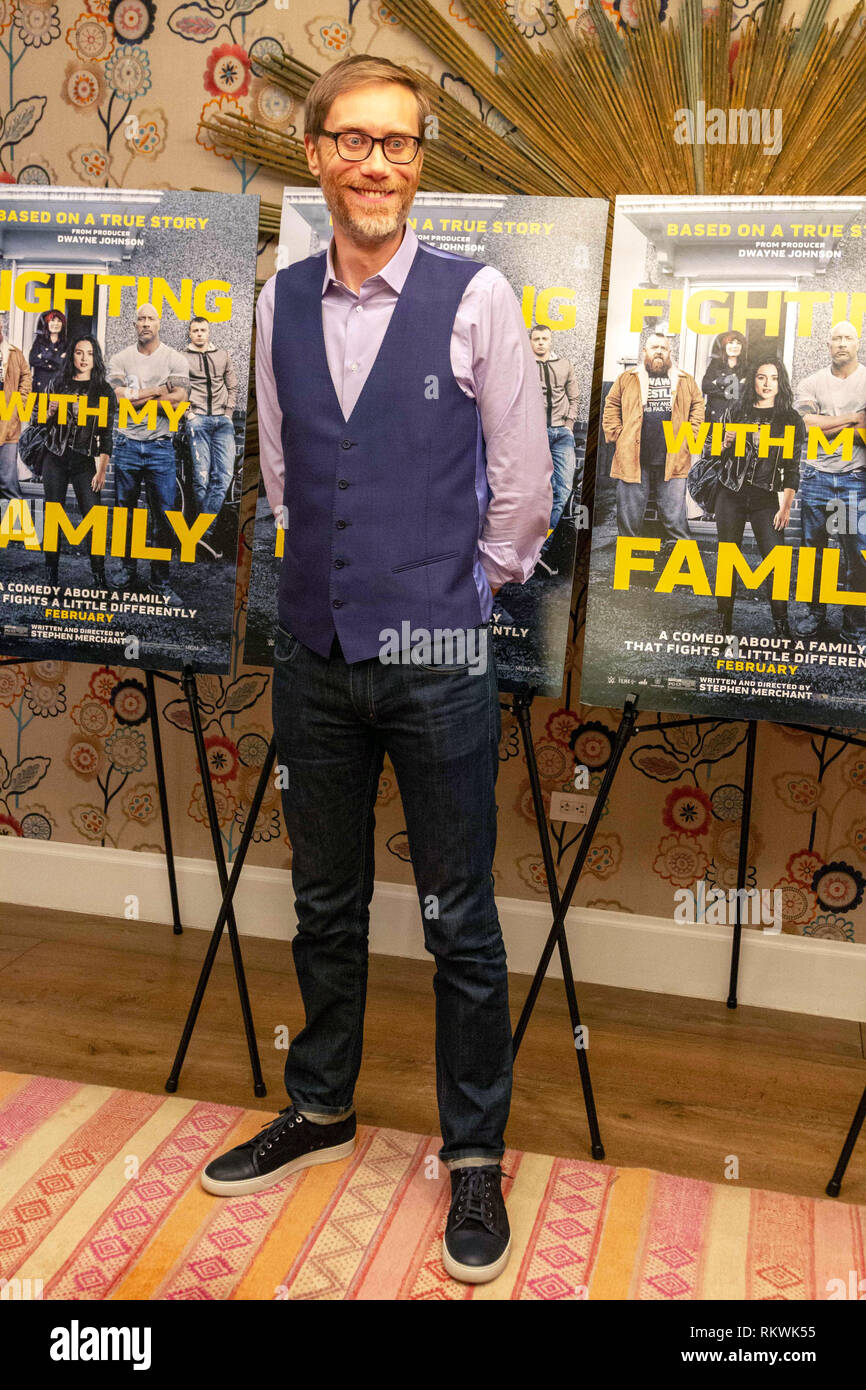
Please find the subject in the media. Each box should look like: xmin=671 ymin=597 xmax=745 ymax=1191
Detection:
xmin=702 ymin=329 xmax=748 ymax=423
xmin=712 ymin=355 xmax=804 ymax=640
xmin=42 ymin=334 xmax=115 ymax=587
xmin=29 ymin=309 xmax=67 ymax=393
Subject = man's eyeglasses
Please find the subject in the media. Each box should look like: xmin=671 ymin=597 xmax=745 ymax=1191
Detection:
xmin=321 ymin=129 xmax=421 ymax=164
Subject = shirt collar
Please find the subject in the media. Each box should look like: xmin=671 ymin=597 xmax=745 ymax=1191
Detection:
xmin=322 ymin=220 xmax=418 ymax=296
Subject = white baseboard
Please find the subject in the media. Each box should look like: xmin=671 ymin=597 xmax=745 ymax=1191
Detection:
xmin=2 ymin=838 xmax=864 ymax=1022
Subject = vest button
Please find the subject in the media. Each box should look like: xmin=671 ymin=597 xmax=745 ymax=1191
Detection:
xmin=334 ymin=559 xmax=345 ymax=569
xmin=336 ymin=519 xmax=347 ymax=529
xmin=341 ymin=439 xmax=353 ymax=449
xmin=338 ymin=479 xmax=349 ymax=489
xmin=332 ymin=599 xmax=343 ymax=608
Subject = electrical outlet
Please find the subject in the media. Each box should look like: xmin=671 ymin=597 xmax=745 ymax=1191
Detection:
xmin=550 ymin=791 xmax=597 ymax=824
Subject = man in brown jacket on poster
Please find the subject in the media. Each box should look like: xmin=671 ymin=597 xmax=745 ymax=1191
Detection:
xmin=603 ymin=329 xmax=704 ymax=542
xmin=0 ymin=312 xmax=33 ymax=501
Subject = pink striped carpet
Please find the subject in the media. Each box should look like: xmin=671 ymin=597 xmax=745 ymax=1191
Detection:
xmin=0 ymin=1071 xmax=862 ymax=1299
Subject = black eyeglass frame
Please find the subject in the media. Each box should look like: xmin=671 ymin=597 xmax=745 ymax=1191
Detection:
xmin=320 ymin=129 xmax=422 ymax=164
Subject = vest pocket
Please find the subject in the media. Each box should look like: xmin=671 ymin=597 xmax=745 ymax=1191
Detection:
xmin=391 ymin=550 xmax=459 ymax=574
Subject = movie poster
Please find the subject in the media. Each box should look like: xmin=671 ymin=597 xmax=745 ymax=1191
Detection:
xmin=244 ymin=189 xmax=607 ymax=695
xmin=0 ymin=186 xmax=258 ymax=673
xmin=581 ymin=196 xmax=866 ymax=729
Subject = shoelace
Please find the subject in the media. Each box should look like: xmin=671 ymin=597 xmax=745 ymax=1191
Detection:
xmin=451 ymin=1167 xmax=503 ymax=1233
xmin=251 ymin=1105 xmax=305 ymax=1158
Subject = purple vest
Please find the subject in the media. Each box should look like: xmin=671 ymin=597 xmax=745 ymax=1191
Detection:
xmin=271 ymin=242 xmax=487 ymax=662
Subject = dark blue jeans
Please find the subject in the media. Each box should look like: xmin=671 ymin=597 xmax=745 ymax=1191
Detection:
xmin=0 ymin=441 xmax=20 ymax=500
xmin=617 ymin=465 xmax=691 ymax=541
xmin=187 ymin=412 xmax=235 ymax=516
xmin=271 ymin=623 xmax=511 ymax=1165
xmin=545 ymin=424 xmax=576 ymax=538
xmin=112 ymin=434 xmax=178 ymax=576
xmin=799 ymin=463 xmax=866 ymax=636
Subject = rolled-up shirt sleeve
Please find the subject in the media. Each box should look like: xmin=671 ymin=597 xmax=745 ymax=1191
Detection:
xmin=793 ymin=372 xmax=819 ymax=417
xmin=106 ymin=352 xmax=125 ymax=391
xmin=254 ymin=274 xmax=286 ymax=519
xmin=452 ymin=267 xmax=553 ymax=588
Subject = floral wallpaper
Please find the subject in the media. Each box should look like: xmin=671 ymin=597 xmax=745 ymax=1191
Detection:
xmin=0 ymin=0 xmax=863 ymax=947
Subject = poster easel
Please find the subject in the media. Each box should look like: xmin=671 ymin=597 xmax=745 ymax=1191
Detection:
xmin=826 ymin=1086 xmax=865 ymax=1198
xmin=152 ymin=665 xmax=268 ymax=1098
xmin=513 ymin=679 xmax=866 ymax=1196
xmin=504 ymin=686 xmax=607 ymax=1157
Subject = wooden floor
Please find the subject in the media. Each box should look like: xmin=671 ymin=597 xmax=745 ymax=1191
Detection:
xmin=1 ymin=900 xmax=864 ymax=1205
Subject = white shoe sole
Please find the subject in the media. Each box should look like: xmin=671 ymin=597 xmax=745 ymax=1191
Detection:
xmin=200 ymin=1137 xmax=355 ymax=1197
xmin=442 ymin=1234 xmax=512 ymax=1285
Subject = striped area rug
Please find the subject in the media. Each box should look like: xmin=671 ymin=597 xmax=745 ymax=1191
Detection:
xmin=0 ymin=1071 xmax=862 ymax=1300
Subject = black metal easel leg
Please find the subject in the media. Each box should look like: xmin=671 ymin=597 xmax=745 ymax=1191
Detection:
xmin=164 ymin=671 xmax=270 ymax=1097
xmin=146 ymin=670 xmax=182 ymax=936
xmin=512 ymin=691 xmax=640 ymax=1160
xmin=510 ymin=690 xmax=606 ymax=1160
xmin=727 ymin=719 xmax=758 ymax=1009
xmin=826 ymin=1084 xmax=866 ymax=1198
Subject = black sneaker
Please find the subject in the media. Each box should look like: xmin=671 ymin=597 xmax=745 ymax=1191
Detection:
xmin=797 ymin=607 xmax=826 ymax=638
xmin=150 ymin=582 xmax=185 ymax=610
xmin=442 ymin=1164 xmax=511 ymax=1284
xmin=200 ymin=1105 xmax=356 ymax=1197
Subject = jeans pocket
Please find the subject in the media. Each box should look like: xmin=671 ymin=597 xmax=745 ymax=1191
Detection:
xmin=414 ymin=656 xmax=474 ymax=673
xmin=413 ymin=625 xmax=489 ymax=674
xmin=273 ymin=625 xmax=301 ymax=664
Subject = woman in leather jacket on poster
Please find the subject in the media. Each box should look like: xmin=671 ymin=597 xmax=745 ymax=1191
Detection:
xmin=702 ymin=329 xmax=748 ymax=423
xmin=29 ymin=309 xmax=67 ymax=393
xmin=712 ymin=355 xmax=804 ymax=639
xmin=42 ymin=334 xmax=115 ymax=587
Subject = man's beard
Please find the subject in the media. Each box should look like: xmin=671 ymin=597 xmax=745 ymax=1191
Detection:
xmin=646 ymin=358 xmax=671 ymax=377
xmin=321 ymin=164 xmax=416 ymax=245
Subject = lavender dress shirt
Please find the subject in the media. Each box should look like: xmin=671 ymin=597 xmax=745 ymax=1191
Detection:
xmin=255 ymin=220 xmax=554 ymax=599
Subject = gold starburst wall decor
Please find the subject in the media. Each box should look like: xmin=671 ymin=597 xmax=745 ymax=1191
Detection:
xmin=199 ymin=0 xmax=866 ymax=203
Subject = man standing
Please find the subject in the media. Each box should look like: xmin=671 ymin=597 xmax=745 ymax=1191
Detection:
xmin=0 ymin=312 xmax=32 ymax=501
xmin=794 ymin=321 xmax=866 ymax=639
xmin=107 ymin=304 xmax=189 ymax=600
xmin=603 ymin=329 xmax=704 ymax=542
xmin=529 ymin=323 xmax=578 ymax=576
xmin=201 ymin=54 xmax=552 ymax=1286
xmin=184 ymin=315 xmax=238 ymax=557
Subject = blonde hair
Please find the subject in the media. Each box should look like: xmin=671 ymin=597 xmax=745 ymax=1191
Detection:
xmin=304 ymin=55 xmax=430 ymax=141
